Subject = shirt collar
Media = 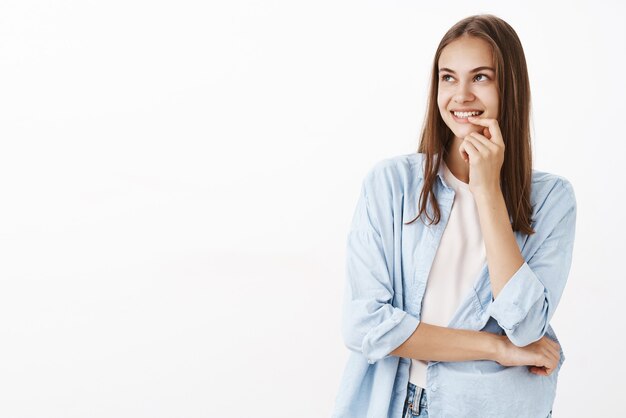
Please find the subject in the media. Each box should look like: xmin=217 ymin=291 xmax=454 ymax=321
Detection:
xmin=433 ymin=153 xmax=453 ymax=190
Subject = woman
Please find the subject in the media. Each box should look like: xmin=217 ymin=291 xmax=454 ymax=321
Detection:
xmin=331 ymin=14 xmax=576 ymax=418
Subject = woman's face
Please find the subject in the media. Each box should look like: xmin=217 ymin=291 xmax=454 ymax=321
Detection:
xmin=437 ymin=36 xmax=499 ymax=141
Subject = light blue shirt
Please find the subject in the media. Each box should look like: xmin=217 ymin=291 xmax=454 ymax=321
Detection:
xmin=331 ymin=152 xmax=577 ymax=418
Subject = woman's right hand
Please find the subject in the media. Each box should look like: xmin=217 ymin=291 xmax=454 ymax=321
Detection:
xmin=494 ymin=334 xmax=562 ymax=376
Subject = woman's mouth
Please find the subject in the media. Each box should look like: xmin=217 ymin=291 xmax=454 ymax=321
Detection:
xmin=451 ymin=110 xmax=483 ymax=123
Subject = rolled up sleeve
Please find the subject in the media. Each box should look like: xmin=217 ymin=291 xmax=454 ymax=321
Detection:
xmin=340 ymin=175 xmax=420 ymax=364
xmin=487 ymin=180 xmax=577 ymax=347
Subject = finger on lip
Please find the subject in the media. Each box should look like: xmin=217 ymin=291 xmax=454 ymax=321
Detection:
xmin=467 ymin=116 xmax=486 ymax=124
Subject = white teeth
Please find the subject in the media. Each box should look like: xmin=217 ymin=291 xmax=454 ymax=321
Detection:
xmin=453 ymin=110 xmax=482 ymax=118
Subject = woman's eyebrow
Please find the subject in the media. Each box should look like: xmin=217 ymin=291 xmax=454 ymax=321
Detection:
xmin=438 ymin=66 xmax=495 ymax=74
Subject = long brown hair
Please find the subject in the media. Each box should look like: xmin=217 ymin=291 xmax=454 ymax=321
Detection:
xmin=406 ymin=14 xmax=535 ymax=236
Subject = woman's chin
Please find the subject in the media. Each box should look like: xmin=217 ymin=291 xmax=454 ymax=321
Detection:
xmin=451 ymin=125 xmax=482 ymax=138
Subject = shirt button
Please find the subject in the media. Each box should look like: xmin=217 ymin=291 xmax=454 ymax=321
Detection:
xmin=431 ymin=385 xmax=438 ymax=392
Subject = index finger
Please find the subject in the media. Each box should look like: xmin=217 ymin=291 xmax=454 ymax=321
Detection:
xmin=467 ymin=117 xmax=503 ymax=144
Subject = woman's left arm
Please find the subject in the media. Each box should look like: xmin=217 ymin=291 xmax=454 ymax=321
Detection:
xmin=473 ymin=188 xmax=525 ymax=300
xmin=475 ymin=183 xmax=577 ymax=348
xmin=461 ymin=116 xmax=578 ymax=348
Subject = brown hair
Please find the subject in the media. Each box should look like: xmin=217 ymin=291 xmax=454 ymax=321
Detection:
xmin=406 ymin=14 xmax=535 ymax=235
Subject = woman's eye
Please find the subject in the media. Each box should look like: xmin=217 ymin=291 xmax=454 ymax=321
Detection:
xmin=440 ymin=74 xmax=489 ymax=82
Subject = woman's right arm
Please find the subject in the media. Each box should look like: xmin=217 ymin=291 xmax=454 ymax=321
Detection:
xmin=389 ymin=321 xmax=500 ymax=362
xmin=389 ymin=321 xmax=562 ymax=376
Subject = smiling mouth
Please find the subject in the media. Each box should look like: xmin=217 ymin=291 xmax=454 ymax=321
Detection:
xmin=450 ymin=110 xmax=484 ymax=119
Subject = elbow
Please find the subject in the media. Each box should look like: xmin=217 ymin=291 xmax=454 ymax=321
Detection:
xmin=505 ymin=329 xmax=543 ymax=348
xmin=341 ymin=314 xmax=384 ymax=364
xmin=340 ymin=299 xmax=384 ymax=362
xmin=340 ymin=302 xmax=420 ymax=364
xmin=341 ymin=321 xmax=365 ymax=355
xmin=502 ymin=320 xmax=549 ymax=348
xmin=340 ymin=306 xmax=368 ymax=356
xmin=490 ymin=293 xmax=552 ymax=347
xmin=341 ymin=318 xmax=381 ymax=364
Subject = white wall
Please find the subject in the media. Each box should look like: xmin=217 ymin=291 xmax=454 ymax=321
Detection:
xmin=0 ymin=0 xmax=622 ymax=416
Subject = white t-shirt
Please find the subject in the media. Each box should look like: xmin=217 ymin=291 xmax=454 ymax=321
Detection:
xmin=409 ymin=159 xmax=488 ymax=388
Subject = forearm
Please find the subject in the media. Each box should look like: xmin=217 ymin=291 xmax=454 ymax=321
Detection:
xmin=389 ymin=321 xmax=503 ymax=362
xmin=474 ymin=188 xmax=525 ymax=299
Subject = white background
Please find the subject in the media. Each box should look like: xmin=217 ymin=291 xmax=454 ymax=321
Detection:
xmin=0 ymin=1 xmax=623 ymax=417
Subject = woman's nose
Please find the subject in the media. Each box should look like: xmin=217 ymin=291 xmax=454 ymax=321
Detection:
xmin=453 ymin=82 xmax=474 ymax=103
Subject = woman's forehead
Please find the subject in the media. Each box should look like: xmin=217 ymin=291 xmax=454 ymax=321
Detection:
xmin=438 ymin=37 xmax=494 ymax=71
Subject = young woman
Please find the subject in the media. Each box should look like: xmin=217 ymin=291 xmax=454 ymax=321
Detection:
xmin=331 ymin=14 xmax=576 ymax=418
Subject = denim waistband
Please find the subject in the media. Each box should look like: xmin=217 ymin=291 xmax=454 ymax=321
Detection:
xmin=404 ymin=381 xmax=428 ymax=416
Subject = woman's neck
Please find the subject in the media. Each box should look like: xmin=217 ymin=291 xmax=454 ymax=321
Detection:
xmin=443 ymin=141 xmax=470 ymax=184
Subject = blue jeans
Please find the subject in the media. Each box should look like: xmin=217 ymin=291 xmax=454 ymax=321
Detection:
xmin=401 ymin=382 xmax=553 ymax=417
xmin=402 ymin=382 xmax=428 ymax=418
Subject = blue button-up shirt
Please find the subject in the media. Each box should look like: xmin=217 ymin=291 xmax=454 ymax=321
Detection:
xmin=331 ymin=152 xmax=577 ymax=418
